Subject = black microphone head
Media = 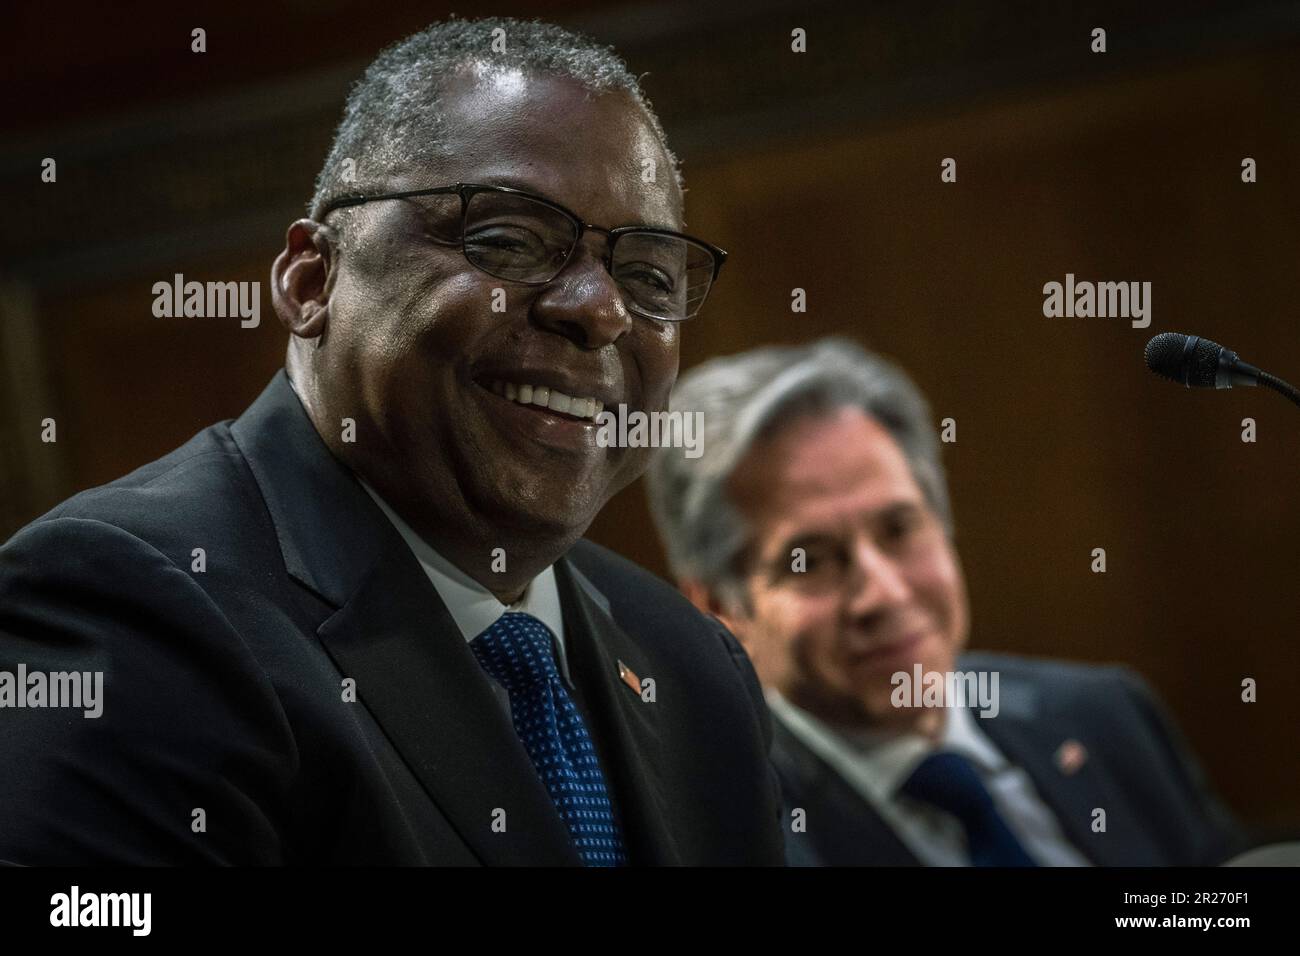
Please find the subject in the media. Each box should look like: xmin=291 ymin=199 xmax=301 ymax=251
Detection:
xmin=1145 ymin=332 xmax=1225 ymax=387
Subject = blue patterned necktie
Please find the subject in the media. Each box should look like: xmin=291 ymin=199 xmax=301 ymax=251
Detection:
xmin=899 ymin=750 xmax=1039 ymax=866
xmin=470 ymin=611 xmax=627 ymax=866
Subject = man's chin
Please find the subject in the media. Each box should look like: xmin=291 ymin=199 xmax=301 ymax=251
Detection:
xmin=862 ymin=700 xmax=929 ymax=731
xmin=465 ymin=479 xmax=601 ymax=543
xmin=853 ymin=681 xmax=931 ymax=728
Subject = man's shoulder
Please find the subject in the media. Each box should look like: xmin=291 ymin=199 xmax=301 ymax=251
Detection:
xmin=957 ymin=649 xmax=1158 ymax=725
xmin=5 ymin=418 xmax=260 ymax=565
xmin=959 ymin=649 xmax=1137 ymax=689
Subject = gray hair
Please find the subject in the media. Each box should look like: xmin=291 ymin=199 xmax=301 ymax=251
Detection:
xmin=644 ymin=337 xmax=953 ymax=609
xmin=308 ymin=17 xmax=683 ymax=222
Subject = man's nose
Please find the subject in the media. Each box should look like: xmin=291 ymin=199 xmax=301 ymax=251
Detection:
xmin=530 ymin=237 xmax=632 ymax=349
xmin=845 ymin=536 xmax=913 ymax=615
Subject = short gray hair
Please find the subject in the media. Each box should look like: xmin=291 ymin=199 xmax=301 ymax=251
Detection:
xmin=644 ymin=337 xmax=953 ymax=609
xmin=308 ymin=17 xmax=683 ymax=221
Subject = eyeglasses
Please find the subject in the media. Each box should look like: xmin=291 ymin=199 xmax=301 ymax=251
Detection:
xmin=320 ymin=182 xmax=728 ymax=322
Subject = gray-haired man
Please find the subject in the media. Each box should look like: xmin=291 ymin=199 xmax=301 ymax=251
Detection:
xmin=647 ymin=337 xmax=1246 ymax=866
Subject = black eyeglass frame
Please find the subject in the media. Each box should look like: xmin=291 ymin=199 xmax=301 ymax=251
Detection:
xmin=320 ymin=182 xmax=728 ymax=322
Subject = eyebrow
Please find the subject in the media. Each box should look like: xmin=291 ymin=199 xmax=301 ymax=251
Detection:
xmin=776 ymin=531 xmax=841 ymax=561
xmin=767 ymin=501 xmax=928 ymax=560
xmin=470 ymin=177 xmax=681 ymax=232
xmin=472 ymin=175 xmax=550 ymax=194
xmin=765 ymin=530 xmax=839 ymax=571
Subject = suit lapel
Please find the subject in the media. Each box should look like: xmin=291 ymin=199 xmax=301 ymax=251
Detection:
xmin=974 ymin=713 xmax=1101 ymax=863
xmin=231 ymin=371 xmax=580 ymax=865
xmin=769 ymin=714 xmax=919 ymax=866
xmin=317 ymin=548 xmax=581 ymax=866
xmin=555 ymin=559 xmax=682 ymax=865
xmin=971 ymin=676 xmax=1154 ymax=866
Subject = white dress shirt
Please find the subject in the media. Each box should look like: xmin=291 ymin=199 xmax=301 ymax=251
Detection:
xmin=357 ymin=478 xmax=575 ymax=711
xmin=768 ymin=690 xmax=1091 ymax=866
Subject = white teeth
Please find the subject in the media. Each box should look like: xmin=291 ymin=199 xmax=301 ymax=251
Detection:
xmin=486 ymin=379 xmax=604 ymax=421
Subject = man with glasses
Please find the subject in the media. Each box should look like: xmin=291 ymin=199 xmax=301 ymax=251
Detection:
xmin=0 ymin=18 xmax=782 ymax=865
xmin=319 ymin=182 xmax=723 ymax=324
xmin=646 ymin=338 xmax=1248 ymax=866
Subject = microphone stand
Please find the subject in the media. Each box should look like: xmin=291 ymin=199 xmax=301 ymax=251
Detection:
xmin=1257 ymin=371 xmax=1300 ymax=410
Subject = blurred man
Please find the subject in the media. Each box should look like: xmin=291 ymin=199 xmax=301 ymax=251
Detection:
xmin=646 ymin=337 xmax=1246 ymax=865
xmin=0 ymin=18 xmax=784 ymax=865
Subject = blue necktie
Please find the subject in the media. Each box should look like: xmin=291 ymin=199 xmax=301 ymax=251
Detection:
xmin=899 ymin=750 xmax=1039 ymax=867
xmin=470 ymin=611 xmax=627 ymax=866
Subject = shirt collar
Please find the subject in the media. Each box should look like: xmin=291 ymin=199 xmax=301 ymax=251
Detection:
xmin=768 ymin=690 xmax=1007 ymax=800
xmin=355 ymin=477 xmax=570 ymax=674
xmin=934 ymin=697 xmax=1007 ymax=776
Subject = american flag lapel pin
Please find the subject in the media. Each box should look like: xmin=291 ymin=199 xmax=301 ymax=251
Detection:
xmin=617 ymin=659 xmax=641 ymax=694
xmin=1055 ymin=739 xmax=1088 ymax=775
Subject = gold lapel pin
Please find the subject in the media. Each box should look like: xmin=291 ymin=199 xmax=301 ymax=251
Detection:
xmin=617 ymin=659 xmax=641 ymax=694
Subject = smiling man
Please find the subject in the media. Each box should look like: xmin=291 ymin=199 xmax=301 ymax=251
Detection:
xmin=0 ymin=19 xmax=784 ymax=866
xmin=646 ymin=338 xmax=1247 ymax=866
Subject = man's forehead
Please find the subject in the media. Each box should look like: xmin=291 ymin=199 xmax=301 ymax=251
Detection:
xmin=428 ymin=65 xmax=682 ymax=227
xmin=730 ymin=410 xmax=927 ymax=540
xmin=736 ymin=410 xmax=911 ymax=495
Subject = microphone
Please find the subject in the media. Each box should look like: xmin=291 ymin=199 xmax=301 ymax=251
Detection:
xmin=1144 ymin=332 xmax=1300 ymax=409
xmin=1144 ymin=332 xmax=1260 ymax=388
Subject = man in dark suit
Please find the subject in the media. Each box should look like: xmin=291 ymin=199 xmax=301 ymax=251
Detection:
xmin=646 ymin=338 xmax=1247 ymax=866
xmin=0 ymin=18 xmax=783 ymax=866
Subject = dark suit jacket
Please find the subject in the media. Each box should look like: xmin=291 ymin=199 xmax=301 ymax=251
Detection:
xmin=0 ymin=370 xmax=785 ymax=865
xmin=774 ymin=652 xmax=1248 ymax=866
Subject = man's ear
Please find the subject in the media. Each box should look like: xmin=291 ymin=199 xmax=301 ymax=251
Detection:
xmin=679 ymin=577 xmax=748 ymax=643
xmin=272 ymin=219 xmax=334 ymax=339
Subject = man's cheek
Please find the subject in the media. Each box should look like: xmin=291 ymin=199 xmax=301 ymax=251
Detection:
xmin=862 ymin=680 xmax=900 ymax=718
xmin=748 ymin=591 xmax=804 ymax=683
xmin=782 ymin=599 xmax=844 ymax=686
xmin=762 ymin=589 xmax=816 ymax=643
xmin=902 ymin=549 xmax=954 ymax=618
xmin=745 ymin=625 xmax=790 ymax=688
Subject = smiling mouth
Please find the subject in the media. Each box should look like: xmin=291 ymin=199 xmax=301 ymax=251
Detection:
xmin=476 ymin=378 xmax=605 ymax=423
xmin=852 ymin=631 xmax=926 ymax=665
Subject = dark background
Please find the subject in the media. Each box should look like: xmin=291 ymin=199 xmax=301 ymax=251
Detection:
xmin=2 ymin=0 xmax=1297 ymax=835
